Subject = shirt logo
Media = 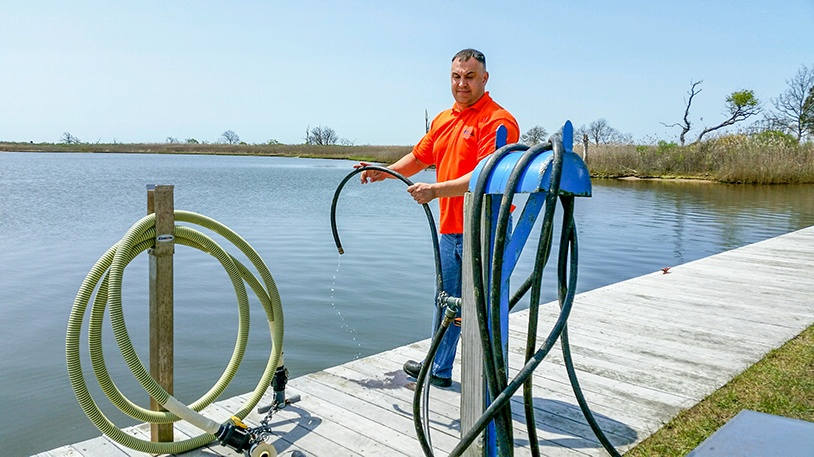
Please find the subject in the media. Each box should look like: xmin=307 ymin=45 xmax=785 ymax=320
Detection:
xmin=462 ymin=125 xmax=474 ymax=139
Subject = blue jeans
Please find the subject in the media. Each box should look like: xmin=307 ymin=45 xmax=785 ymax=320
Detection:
xmin=430 ymin=233 xmax=463 ymax=379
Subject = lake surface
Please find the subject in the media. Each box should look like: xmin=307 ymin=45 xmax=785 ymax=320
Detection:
xmin=2 ymin=152 xmax=813 ymax=456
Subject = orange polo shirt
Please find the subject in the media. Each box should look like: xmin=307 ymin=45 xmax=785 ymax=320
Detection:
xmin=412 ymin=92 xmax=519 ymax=234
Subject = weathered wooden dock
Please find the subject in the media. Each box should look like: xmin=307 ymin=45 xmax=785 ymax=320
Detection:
xmin=38 ymin=226 xmax=814 ymax=456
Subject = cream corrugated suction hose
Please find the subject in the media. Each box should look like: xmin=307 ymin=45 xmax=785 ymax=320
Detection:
xmin=66 ymin=210 xmax=284 ymax=454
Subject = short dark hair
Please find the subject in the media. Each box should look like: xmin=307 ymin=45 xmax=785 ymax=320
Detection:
xmin=452 ymin=48 xmax=486 ymax=69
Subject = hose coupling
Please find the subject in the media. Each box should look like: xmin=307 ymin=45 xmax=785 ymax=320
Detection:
xmin=215 ymin=416 xmax=253 ymax=454
xmin=271 ymin=365 xmax=289 ymax=408
xmin=215 ymin=416 xmax=281 ymax=457
xmin=437 ymin=292 xmax=462 ymax=324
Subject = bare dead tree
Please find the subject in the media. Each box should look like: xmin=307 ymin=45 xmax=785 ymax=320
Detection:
xmin=307 ymin=125 xmax=338 ymax=145
xmin=520 ymin=125 xmax=548 ymax=145
xmin=662 ymin=80 xmax=702 ymax=146
xmin=61 ymin=132 xmax=80 ymax=144
xmin=804 ymin=86 xmax=814 ymax=138
xmin=221 ymin=130 xmax=240 ymax=144
xmin=766 ymin=64 xmax=814 ymax=142
xmin=586 ymin=118 xmax=625 ymax=145
xmin=425 ymin=109 xmax=430 ymax=134
xmin=696 ymin=89 xmax=762 ymax=143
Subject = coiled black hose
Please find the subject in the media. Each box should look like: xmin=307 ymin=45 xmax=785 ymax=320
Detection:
xmin=466 ymin=143 xmax=531 ymax=453
xmin=486 ymin=141 xmax=554 ymax=456
xmin=450 ymin=133 xmax=622 ymax=457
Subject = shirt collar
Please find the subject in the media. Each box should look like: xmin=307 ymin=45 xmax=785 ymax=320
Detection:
xmin=452 ymin=91 xmax=492 ymax=115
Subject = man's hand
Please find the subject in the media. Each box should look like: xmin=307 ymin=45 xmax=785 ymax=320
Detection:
xmin=407 ymin=182 xmax=437 ymax=204
xmin=355 ymin=162 xmax=387 ymax=184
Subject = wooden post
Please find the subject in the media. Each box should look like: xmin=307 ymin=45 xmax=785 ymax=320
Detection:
xmin=147 ymin=184 xmax=174 ymax=442
xmin=461 ymin=192 xmax=487 ymax=457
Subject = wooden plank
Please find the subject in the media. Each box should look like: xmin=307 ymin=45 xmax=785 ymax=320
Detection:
xmin=285 ymin=379 xmax=417 ymax=456
xmin=306 ymin=370 xmax=462 ymax=452
xmin=148 ymin=184 xmax=175 ymax=442
xmin=350 ymin=344 xmax=619 ymax=456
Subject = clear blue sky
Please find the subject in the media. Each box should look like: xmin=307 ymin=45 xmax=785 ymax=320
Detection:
xmin=2 ymin=1 xmax=812 ymax=145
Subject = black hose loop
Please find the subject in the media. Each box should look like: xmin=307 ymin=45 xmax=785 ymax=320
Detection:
xmin=467 ymin=143 xmax=530 ymax=452
xmin=558 ymin=197 xmax=622 ymax=457
xmin=481 ymin=141 xmax=552 ymax=457
xmin=450 ymin=244 xmax=576 ymax=457
xmin=330 ymin=165 xmax=444 ymax=294
xmin=467 ymin=143 xmax=529 ymax=401
xmin=411 ymin=321 xmax=451 ymax=457
xmin=484 ymin=141 xmax=553 ymax=452
xmin=487 ymin=142 xmax=553 ymax=385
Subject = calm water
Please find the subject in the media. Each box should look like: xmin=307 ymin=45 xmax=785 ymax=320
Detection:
xmin=1 ymin=152 xmax=813 ymax=456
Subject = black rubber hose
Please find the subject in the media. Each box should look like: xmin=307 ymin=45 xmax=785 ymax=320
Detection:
xmin=488 ymin=142 xmax=557 ymax=456
xmin=521 ymin=137 xmax=567 ymax=456
xmin=556 ymin=198 xmax=622 ymax=457
xmin=467 ymin=143 xmax=530 ymax=453
xmin=449 ymin=226 xmax=578 ymax=457
xmin=331 ymin=164 xmax=448 ymax=456
xmin=468 ymin=144 xmax=528 ymax=387
xmin=488 ymin=142 xmax=553 ymax=379
xmin=411 ymin=313 xmax=453 ymax=457
xmin=484 ymin=142 xmax=553 ymax=452
xmin=451 ymin=132 xmax=622 ymax=456
xmin=330 ymin=165 xmax=444 ymax=295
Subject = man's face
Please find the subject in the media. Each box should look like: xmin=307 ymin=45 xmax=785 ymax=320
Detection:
xmin=450 ymin=57 xmax=489 ymax=108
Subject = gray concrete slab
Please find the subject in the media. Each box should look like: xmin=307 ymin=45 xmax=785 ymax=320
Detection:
xmin=687 ymin=410 xmax=814 ymax=457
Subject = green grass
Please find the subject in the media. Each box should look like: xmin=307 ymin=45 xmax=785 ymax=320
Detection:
xmin=625 ymin=324 xmax=814 ymax=456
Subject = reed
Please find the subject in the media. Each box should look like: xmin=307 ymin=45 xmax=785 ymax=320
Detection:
xmin=0 ymin=142 xmax=411 ymax=164
xmin=586 ymin=133 xmax=814 ymax=184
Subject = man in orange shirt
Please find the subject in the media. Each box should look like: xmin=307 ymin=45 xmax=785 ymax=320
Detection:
xmin=357 ymin=48 xmax=519 ymax=387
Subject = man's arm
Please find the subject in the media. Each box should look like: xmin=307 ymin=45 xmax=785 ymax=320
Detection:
xmin=356 ymin=152 xmax=430 ymax=184
xmin=406 ymin=171 xmax=472 ymax=204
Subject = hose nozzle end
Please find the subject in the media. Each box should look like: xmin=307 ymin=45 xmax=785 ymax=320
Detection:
xmin=337 ymin=247 xmax=345 ymax=255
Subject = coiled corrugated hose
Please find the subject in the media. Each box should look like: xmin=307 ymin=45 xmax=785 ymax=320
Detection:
xmin=66 ymin=210 xmax=284 ymax=454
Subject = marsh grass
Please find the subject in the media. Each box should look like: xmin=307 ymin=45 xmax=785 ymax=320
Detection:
xmin=587 ymin=135 xmax=814 ymax=184
xmin=0 ymin=141 xmax=411 ymax=165
xmin=625 ymin=324 xmax=814 ymax=456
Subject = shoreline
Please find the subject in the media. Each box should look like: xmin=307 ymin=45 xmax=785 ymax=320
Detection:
xmin=4 ymin=145 xmax=811 ymax=185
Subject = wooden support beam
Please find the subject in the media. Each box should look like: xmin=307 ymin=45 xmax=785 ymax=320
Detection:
xmin=147 ymin=184 xmax=174 ymax=442
xmin=461 ymin=192 xmax=486 ymax=457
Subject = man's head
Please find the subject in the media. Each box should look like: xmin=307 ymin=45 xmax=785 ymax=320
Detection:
xmin=451 ymin=48 xmax=489 ymax=108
